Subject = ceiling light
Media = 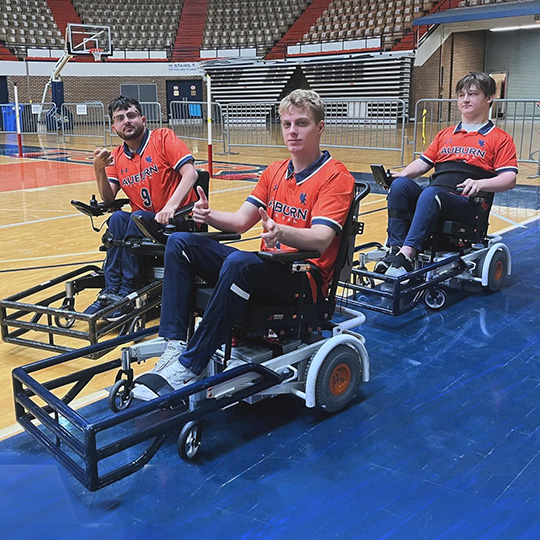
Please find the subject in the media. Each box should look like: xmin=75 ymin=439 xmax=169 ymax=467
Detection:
xmin=490 ymin=24 xmax=540 ymax=32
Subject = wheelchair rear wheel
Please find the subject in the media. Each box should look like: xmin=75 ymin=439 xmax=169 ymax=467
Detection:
xmin=313 ymin=344 xmax=361 ymax=413
xmin=480 ymin=248 xmax=508 ymax=292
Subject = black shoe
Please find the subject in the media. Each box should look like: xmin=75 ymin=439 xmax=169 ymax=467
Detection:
xmin=373 ymin=247 xmax=399 ymax=274
xmin=83 ymin=287 xmax=118 ymax=314
xmin=105 ymin=302 xmax=134 ymax=322
xmin=384 ymin=252 xmax=414 ymax=278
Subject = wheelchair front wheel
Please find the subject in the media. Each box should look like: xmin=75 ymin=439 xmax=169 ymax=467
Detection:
xmin=313 ymin=344 xmax=361 ymax=413
xmin=424 ymin=287 xmax=447 ymax=310
xmin=109 ymin=379 xmax=133 ymax=412
xmin=54 ymin=299 xmax=76 ymax=328
xmin=128 ymin=315 xmax=145 ymax=334
xmin=178 ymin=421 xmax=202 ymax=460
xmin=54 ymin=313 xmax=75 ymax=328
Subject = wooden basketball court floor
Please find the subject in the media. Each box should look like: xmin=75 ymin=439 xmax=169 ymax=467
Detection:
xmin=0 ymin=131 xmax=540 ymax=539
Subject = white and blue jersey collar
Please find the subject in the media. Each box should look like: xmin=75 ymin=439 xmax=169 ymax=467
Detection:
xmin=286 ymin=150 xmax=331 ymax=184
xmin=122 ymin=128 xmax=151 ymax=159
xmin=454 ymin=120 xmax=494 ymax=136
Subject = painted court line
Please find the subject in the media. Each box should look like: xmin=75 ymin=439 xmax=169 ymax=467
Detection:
xmin=0 ymin=213 xmax=83 ymax=229
xmin=0 ymin=251 xmax=100 ymax=264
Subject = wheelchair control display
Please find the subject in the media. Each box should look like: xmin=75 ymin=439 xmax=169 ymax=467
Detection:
xmin=370 ymin=164 xmax=393 ymax=190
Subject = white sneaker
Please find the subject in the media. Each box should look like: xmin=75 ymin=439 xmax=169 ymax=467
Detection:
xmin=159 ymin=360 xmax=201 ymax=390
xmin=224 ymin=358 xmax=247 ymax=371
xmin=153 ymin=340 xmax=186 ymax=373
xmin=131 ymin=340 xmax=188 ymax=401
xmin=132 ymin=384 xmax=159 ymax=401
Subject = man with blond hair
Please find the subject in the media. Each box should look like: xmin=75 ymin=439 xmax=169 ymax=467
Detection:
xmin=132 ymin=89 xmax=356 ymax=400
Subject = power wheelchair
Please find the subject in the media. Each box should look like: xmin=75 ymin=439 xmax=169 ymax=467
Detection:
xmin=12 ymin=181 xmax=371 ymax=491
xmin=0 ymin=171 xmax=209 ymax=358
xmin=349 ymin=165 xmax=511 ymax=316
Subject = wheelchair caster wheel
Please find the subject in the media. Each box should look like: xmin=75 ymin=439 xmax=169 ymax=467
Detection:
xmin=109 ymin=379 xmax=133 ymax=412
xmin=54 ymin=313 xmax=75 ymax=328
xmin=54 ymin=299 xmax=76 ymax=328
xmin=311 ymin=344 xmax=361 ymax=413
xmin=355 ymin=273 xmax=375 ymax=288
xmin=128 ymin=315 xmax=145 ymax=333
xmin=424 ymin=287 xmax=447 ymax=310
xmin=178 ymin=421 xmax=202 ymax=460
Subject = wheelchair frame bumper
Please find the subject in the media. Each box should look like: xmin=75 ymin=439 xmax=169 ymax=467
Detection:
xmin=12 ymin=305 xmax=370 ymax=491
xmin=351 ymin=235 xmax=511 ymax=316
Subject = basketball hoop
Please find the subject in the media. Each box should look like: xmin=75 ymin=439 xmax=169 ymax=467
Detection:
xmin=89 ymin=47 xmax=104 ymax=62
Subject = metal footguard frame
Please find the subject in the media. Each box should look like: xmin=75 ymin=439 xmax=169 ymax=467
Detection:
xmin=12 ymin=326 xmax=286 ymax=491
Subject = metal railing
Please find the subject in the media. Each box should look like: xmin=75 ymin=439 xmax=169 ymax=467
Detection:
xmin=140 ymin=101 xmax=163 ymax=130
xmin=413 ymin=99 xmax=540 ymax=174
xmin=224 ymin=99 xmax=407 ymax=164
xmin=169 ymin=100 xmax=227 ymax=153
xmin=0 ymin=102 xmax=57 ymax=135
xmin=60 ymin=102 xmax=107 ymax=144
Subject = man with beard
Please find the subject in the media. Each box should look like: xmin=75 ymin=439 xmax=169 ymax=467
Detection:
xmin=85 ymin=96 xmax=198 ymax=319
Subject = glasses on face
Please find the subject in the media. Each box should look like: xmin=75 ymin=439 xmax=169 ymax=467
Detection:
xmin=112 ymin=111 xmax=141 ymax=124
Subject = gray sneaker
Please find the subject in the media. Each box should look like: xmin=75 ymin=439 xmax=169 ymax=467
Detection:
xmin=131 ymin=340 xmax=188 ymax=401
xmin=159 ymin=360 xmax=201 ymax=390
xmin=153 ymin=340 xmax=186 ymax=373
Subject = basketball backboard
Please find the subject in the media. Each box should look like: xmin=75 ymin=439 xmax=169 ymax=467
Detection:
xmin=66 ymin=24 xmax=112 ymax=58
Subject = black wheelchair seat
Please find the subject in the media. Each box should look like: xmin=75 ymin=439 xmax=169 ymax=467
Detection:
xmin=193 ymin=182 xmax=368 ymax=343
xmin=427 ymin=191 xmax=495 ymax=252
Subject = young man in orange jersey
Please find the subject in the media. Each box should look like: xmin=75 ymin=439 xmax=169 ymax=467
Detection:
xmin=375 ymin=72 xmax=518 ymax=277
xmin=85 ymin=96 xmax=198 ymax=320
xmin=132 ymin=89 xmax=355 ymax=400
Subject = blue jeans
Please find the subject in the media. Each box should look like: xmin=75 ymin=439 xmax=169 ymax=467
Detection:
xmin=103 ymin=210 xmax=156 ymax=294
xmin=386 ymin=176 xmax=478 ymax=251
xmin=159 ymin=233 xmax=312 ymax=375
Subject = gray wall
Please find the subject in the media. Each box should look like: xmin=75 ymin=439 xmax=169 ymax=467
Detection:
xmin=486 ymin=30 xmax=540 ymax=99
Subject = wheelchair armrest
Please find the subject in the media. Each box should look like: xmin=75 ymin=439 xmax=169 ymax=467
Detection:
xmin=197 ymin=231 xmax=242 ymax=242
xmin=71 ymin=198 xmax=130 ymax=217
xmin=71 ymin=199 xmax=103 ymax=217
xmin=257 ymin=250 xmax=321 ymax=263
xmin=102 ymin=198 xmax=130 ymax=212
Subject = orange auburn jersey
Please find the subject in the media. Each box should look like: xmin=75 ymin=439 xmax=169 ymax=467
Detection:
xmin=247 ymin=151 xmax=355 ymax=293
xmin=421 ymin=121 xmax=518 ymax=175
xmin=106 ymin=128 xmax=198 ymax=212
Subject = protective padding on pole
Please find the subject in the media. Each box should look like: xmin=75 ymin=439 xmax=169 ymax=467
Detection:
xmin=14 ymin=83 xmax=22 ymax=157
xmin=207 ymin=74 xmax=213 ymax=177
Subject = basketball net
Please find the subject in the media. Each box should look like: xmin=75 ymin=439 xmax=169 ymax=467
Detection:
xmin=89 ymin=47 xmax=104 ymax=62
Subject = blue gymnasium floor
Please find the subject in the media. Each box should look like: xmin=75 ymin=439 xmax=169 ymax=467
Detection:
xmin=2 ymin=211 xmax=540 ymax=539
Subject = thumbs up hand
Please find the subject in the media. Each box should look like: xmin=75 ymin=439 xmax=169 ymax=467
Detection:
xmin=259 ymin=208 xmax=280 ymax=249
xmin=193 ymin=185 xmax=211 ymax=224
